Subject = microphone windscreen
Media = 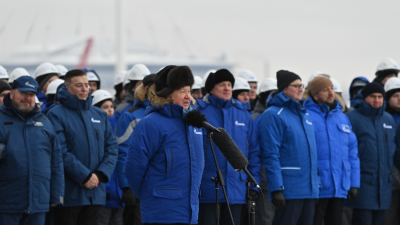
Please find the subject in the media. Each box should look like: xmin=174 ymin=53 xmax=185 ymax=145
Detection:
xmin=211 ymin=128 xmax=248 ymax=170
xmin=186 ymin=110 xmax=207 ymax=128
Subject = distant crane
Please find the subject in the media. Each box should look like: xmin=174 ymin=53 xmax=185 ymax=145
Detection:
xmin=77 ymin=37 xmax=93 ymax=69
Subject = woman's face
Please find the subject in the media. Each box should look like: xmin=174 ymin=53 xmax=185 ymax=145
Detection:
xmin=169 ymin=86 xmax=191 ymax=110
xmin=100 ymin=100 xmax=114 ymax=117
xmin=237 ymin=91 xmax=250 ymax=103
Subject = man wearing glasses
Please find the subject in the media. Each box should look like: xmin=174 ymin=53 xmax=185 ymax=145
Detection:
xmin=258 ymin=70 xmax=319 ymax=225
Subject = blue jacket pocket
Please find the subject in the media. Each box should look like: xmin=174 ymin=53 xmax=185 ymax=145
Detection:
xmin=153 ymin=188 xmax=183 ymax=199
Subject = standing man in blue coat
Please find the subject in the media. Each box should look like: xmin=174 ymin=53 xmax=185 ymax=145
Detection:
xmin=46 ymin=69 xmax=118 ymax=225
xmin=345 ymin=82 xmax=396 ymax=225
xmin=0 ymin=76 xmax=64 ymax=225
xmin=303 ymin=76 xmax=360 ymax=225
xmin=196 ymin=69 xmax=261 ymax=225
xmin=258 ymin=70 xmax=320 ymax=225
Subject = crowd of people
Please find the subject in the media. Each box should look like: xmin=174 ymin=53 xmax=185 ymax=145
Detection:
xmin=0 ymin=58 xmax=400 ymax=225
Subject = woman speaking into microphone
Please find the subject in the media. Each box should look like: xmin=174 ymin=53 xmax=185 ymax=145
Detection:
xmin=125 ymin=65 xmax=204 ymax=225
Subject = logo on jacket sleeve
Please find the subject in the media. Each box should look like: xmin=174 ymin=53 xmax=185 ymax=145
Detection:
xmin=306 ymin=120 xmax=312 ymax=125
xmin=383 ymin=123 xmax=392 ymax=129
xmin=91 ymin=118 xmax=101 ymax=123
xmin=342 ymin=125 xmax=350 ymax=133
xmin=194 ymin=128 xmax=202 ymax=135
xmin=235 ymin=121 xmax=245 ymax=126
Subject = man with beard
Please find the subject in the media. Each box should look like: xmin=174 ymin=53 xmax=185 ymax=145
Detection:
xmin=303 ymin=76 xmax=360 ymax=225
xmin=0 ymin=76 xmax=64 ymax=225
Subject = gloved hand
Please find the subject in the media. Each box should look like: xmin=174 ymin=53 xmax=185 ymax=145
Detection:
xmin=347 ymin=188 xmax=359 ymax=200
xmin=121 ymin=188 xmax=136 ymax=206
xmin=272 ymin=191 xmax=286 ymax=209
xmin=249 ymin=190 xmax=259 ymax=200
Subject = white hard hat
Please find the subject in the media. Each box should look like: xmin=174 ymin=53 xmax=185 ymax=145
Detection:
xmin=92 ymin=90 xmax=113 ymax=106
xmin=384 ymin=77 xmax=400 ymax=93
xmin=330 ymin=78 xmax=343 ymax=93
xmin=55 ymin=65 xmax=68 ymax=77
xmin=201 ymin=70 xmax=216 ymax=88
xmin=0 ymin=66 xmax=9 ymax=79
xmin=34 ymin=62 xmax=60 ymax=79
xmin=87 ymin=71 xmax=99 ymax=82
xmin=308 ymin=71 xmax=330 ymax=85
xmin=376 ymin=58 xmax=400 ymax=74
xmin=8 ymin=68 xmax=30 ymax=84
xmin=46 ymin=79 xmax=65 ymax=95
xmin=115 ymin=71 xmax=127 ymax=86
xmin=233 ymin=77 xmax=251 ymax=91
xmin=259 ymin=78 xmax=277 ymax=93
xmin=237 ymin=70 xmax=258 ymax=82
xmin=192 ymin=76 xmax=203 ymax=90
xmin=123 ymin=64 xmax=150 ymax=87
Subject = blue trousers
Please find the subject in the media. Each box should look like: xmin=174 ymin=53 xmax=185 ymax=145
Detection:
xmin=0 ymin=212 xmax=46 ymax=225
xmin=272 ymin=199 xmax=316 ymax=225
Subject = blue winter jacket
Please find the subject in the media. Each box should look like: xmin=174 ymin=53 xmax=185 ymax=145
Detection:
xmin=345 ymin=93 xmax=396 ymax=210
xmin=116 ymin=99 xmax=148 ymax=189
xmin=104 ymin=116 xmax=123 ymax=208
xmin=125 ymin=103 xmax=204 ymax=224
xmin=37 ymin=91 xmax=47 ymax=107
xmin=196 ymin=94 xmax=261 ymax=204
xmin=0 ymin=94 xmax=64 ymax=213
xmin=258 ymin=91 xmax=320 ymax=200
xmin=46 ymin=84 xmax=118 ymax=207
xmin=304 ymin=97 xmax=360 ymax=199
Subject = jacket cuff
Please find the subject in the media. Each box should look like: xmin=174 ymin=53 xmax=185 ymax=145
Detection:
xmin=94 ymin=171 xmax=107 ymax=183
xmin=81 ymin=173 xmax=92 ymax=184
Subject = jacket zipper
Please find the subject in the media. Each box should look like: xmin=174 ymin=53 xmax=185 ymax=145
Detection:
xmin=95 ymin=128 xmax=99 ymax=140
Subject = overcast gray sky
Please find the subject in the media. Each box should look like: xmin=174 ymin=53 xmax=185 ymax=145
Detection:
xmin=1 ymin=0 xmax=400 ymax=97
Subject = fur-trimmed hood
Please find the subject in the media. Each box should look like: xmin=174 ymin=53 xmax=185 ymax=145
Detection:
xmin=303 ymin=89 xmax=346 ymax=112
xmin=134 ymin=83 xmax=147 ymax=102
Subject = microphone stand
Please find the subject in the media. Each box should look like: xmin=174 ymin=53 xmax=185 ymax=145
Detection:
xmin=207 ymin=131 xmax=235 ymax=225
xmin=246 ymin=179 xmax=256 ymax=225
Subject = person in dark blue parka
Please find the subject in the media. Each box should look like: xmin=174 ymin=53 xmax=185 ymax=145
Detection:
xmin=46 ymin=69 xmax=118 ymax=225
xmin=196 ymin=69 xmax=261 ymax=225
xmin=125 ymin=66 xmax=204 ymax=225
xmin=258 ymin=70 xmax=320 ymax=225
xmin=345 ymin=82 xmax=396 ymax=225
xmin=0 ymin=76 xmax=64 ymax=225
xmin=303 ymin=76 xmax=360 ymax=225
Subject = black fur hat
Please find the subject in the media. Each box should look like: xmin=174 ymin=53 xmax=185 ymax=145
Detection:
xmin=155 ymin=65 xmax=194 ymax=98
xmin=205 ymin=69 xmax=235 ymax=93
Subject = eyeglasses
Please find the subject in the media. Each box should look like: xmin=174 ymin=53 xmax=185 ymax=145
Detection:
xmin=288 ymin=84 xmax=304 ymax=90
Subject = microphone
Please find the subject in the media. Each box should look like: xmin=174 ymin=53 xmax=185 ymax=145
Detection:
xmin=186 ymin=110 xmax=221 ymax=133
xmin=211 ymin=128 xmax=261 ymax=190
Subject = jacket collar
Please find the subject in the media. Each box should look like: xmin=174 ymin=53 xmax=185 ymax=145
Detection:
xmin=56 ymin=84 xmax=92 ymax=111
xmin=304 ymin=95 xmax=341 ymax=114
xmin=146 ymin=103 xmax=185 ymax=120
xmin=353 ymin=92 xmax=385 ymax=117
xmin=267 ymin=91 xmax=304 ymax=114
xmin=133 ymin=98 xmax=149 ymax=108
xmin=206 ymin=94 xmax=233 ymax=109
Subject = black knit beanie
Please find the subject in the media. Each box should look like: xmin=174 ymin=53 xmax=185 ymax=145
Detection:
xmin=143 ymin=74 xmax=156 ymax=87
xmin=276 ymin=70 xmax=301 ymax=91
xmin=205 ymin=69 xmax=235 ymax=93
xmin=361 ymin=82 xmax=385 ymax=99
xmin=0 ymin=80 xmax=11 ymax=93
